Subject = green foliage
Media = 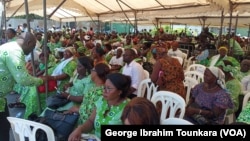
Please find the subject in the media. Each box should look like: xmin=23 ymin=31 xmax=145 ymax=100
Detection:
xmin=13 ymin=14 xmax=43 ymax=20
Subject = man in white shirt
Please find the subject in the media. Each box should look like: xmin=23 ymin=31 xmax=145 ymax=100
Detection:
xmin=122 ymin=48 xmax=146 ymax=99
xmin=168 ymin=41 xmax=183 ymax=58
xmin=109 ymin=47 xmax=124 ymax=72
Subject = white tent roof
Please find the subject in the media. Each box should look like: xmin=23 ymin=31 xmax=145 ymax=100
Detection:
xmin=4 ymin=0 xmax=250 ymax=27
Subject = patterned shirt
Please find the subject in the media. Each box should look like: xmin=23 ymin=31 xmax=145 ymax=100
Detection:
xmin=0 ymin=41 xmax=43 ymax=112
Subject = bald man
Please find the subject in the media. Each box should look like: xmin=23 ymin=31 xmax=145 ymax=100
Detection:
xmin=0 ymin=32 xmax=46 ymax=141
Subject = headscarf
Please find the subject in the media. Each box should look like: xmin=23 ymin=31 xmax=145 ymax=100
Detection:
xmin=75 ymin=41 xmax=83 ymax=47
xmin=65 ymin=46 xmax=76 ymax=56
xmin=155 ymin=47 xmax=167 ymax=54
xmin=77 ymin=46 xmax=87 ymax=54
xmin=218 ymin=46 xmax=228 ymax=53
xmin=216 ymin=60 xmax=239 ymax=77
xmin=208 ymin=66 xmax=226 ymax=89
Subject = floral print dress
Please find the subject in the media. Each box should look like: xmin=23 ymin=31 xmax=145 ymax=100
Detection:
xmin=78 ymin=85 xmax=103 ymax=125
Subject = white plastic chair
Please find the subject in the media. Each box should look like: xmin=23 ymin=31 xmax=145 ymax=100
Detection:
xmin=172 ymin=56 xmax=183 ymax=65
xmin=7 ymin=117 xmax=56 ymax=141
xmin=137 ymin=78 xmax=158 ymax=100
xmin=182 ymin=52 xmax=188 ymax=67
xmin=242 ymin=92 xmax=250 ymax=109
xmin=183 ymin=76 xmax=199 ymax=104
xmin=161 ymin=117 xmax=193 ymax=125
xmin=186 ymin=64 xmax=206 ymax=74
xmin=224 ymin=113 xmax=235 ymax=125
xmin=150 ymin=91 xmax=186 ymax=124
xmin=184 ymin=56 xmax=196 ymax=70
xmin=144 ymin=69 xmax=150 ymax=79
xmin=184 ymin=70 xmax=204 ymax=83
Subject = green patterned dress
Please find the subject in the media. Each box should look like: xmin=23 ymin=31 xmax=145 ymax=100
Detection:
xmin=225 ymin=79 xmax=242 ymax=115
xmin=20 ymin=59 xmax=77 ymax=119
xmin=94 ymin=97 xmax=130 ymax=138
xmin=78 ymin=85 xmax=104 ymax=125
xmin=237 ymin=102 xmax=250 ymax=124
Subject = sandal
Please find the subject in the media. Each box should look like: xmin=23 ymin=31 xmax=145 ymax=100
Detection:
xmin=8 ymin=102 xmax=26 ymax=108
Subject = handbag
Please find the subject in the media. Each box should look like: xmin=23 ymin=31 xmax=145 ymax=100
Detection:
xmin=191 ymin=114 xmax=210 ymax=125
xmin=43 ymin=109 xmax=79 ymax=140
xmin=38 ymin=79 xmax=57 ymax=93
xmin=46 ymin=94 xmax=69 ymax=109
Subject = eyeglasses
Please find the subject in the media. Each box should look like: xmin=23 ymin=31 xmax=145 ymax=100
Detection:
xmin=103 ymin=87 xmax=115 ymax=92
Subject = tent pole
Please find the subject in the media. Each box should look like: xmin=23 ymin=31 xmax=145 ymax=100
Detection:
xmin=248 ymin=24 xmax=250 ymax=51
xmin=218 ymin=10 xmax=224 ymax=47
xmin=3 ymin=0 xmax=6 ymax=31
xmin=97 ymin=15 xmax=100 ymax=33
xmin=0 ymin=0 xmax=6 ymax=43
xmin=156 ymin=18 xmax=159 ymax=29
xmin=48 ymin=0 xmax=66 ymax=19
xmin=116 ymin=0 xmax=134 ymax=28
xmin=24 ymin=0 xmax=42 ymax=114
xmin=228 ymin=1 xmax=233 ymax=55
xmin=43 ymin=0 xmax=49 ymax=109
xmin=134 ymin=11 xmax=137 ymax=34
xmin=232 ymin=14 xmax=239 ymax=56
xmin=6 ymin=3 xmax=24 ymax=22
xmin=82 ymin=6 xmax=97 ymax=26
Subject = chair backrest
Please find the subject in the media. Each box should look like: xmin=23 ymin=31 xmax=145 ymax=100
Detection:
xmin=186 ymin=64 xmax=206 ymax=74
xmin=150 ymin=91 xmax=186 ymax=124
xmin=144 ymin=69 xmax=150 ymax=79
xmin=183 ymin=76 xmax=199 ymax=104
xmin=181 ymin=52 xmax=188 ymax=67
xmin=184 ymin=70 xmax=204 ymax=83
xmin=161 ymin=117 xmax=193 ymax=125
xmin=7 ymin=117 xmax=55 ymax=141
xmin=172 ymin=56 xmax=183 ymax=65
xmin=242 ymin=92 xmax=250 ymax=109
xmin=137 ymin=78 xmax=158 ymax=100
xmin=184 ymin=56 xmax=195 ymax=70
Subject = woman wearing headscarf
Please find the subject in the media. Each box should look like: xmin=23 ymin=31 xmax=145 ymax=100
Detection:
xmin=150 ymin=42 xmax=185 ymax=99
xmin=207 ymin=46 xmax=240 ymax=68
xmin=218 ymin=60 xmax=241 ymax=117
xmin=20 ymin=47 xmax=77 ymax=119
xmin=185 ymin=67 xmax=234 ymax=125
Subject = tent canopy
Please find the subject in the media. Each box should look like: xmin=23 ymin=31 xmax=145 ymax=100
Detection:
xmin=4 ymin=0 xmax=250 ymax=27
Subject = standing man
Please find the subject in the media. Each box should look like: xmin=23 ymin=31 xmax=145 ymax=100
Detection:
xmin=122 ymin=48 xmax=146 ymax=99
xmin=0 ymin=32 xmax=45 ymax=141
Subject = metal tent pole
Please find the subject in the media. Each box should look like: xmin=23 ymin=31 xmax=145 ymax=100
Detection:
xmin=218 ymin=10 xmax=224 ymax=47
xmin=24 ymin=0 xmax=42 ymax=113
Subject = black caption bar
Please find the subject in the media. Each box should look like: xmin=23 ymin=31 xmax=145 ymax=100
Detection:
xmin=101 ymin=125 xmax=250 ymax=140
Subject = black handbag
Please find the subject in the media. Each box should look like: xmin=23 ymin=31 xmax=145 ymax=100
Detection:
xmin=46 ymin=94 xmax=69 ymax=109
xmin=43 ymin=109 xmax=79 ymax=140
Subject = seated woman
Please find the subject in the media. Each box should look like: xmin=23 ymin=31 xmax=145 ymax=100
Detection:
xmin=20 ymin=47 xmax=77 ymax=119
xmin=150 ymin=43 xmax=185 ymax=100
xmin=121 ymin=97 xmax=160 ymax=125
xmin=184 ymin=67 xmax=234 ymax=125
xmin=64 ymin=63 xmax=110 ymax=126
xmin=68 ymin=73 xmax=131 ymax=140
xmin=207 ymin=46 xmax=240 ymax=68
xmin=218 ymin=60 xmax=241 ymax=116
xmin=41 ymin=56 xmax=95 ymax=115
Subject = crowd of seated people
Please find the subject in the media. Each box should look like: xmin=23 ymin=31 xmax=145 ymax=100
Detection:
xmin=4 ymin=24 xmax=250 ymax=140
